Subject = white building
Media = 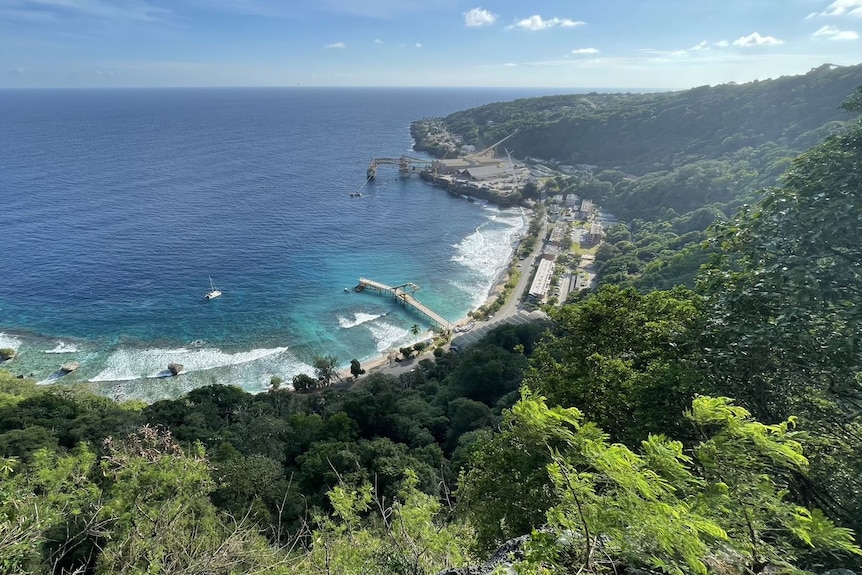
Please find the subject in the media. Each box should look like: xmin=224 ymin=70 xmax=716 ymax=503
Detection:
xmin=528 ymin=258 xmax=556 ymax=301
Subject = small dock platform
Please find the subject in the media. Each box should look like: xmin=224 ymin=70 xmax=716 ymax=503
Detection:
xmin=357 ymin=278 xmax=450 ymax=331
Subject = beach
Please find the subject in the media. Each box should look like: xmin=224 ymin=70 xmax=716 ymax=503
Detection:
xmin=342 ymin=227 xmax=528 ymax=384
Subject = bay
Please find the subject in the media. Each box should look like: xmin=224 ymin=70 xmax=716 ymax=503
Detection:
xmin=0 ymin=87 xmax=559 ymax=400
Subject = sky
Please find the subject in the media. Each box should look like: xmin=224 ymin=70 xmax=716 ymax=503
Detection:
xmin=1 ymin=0 xmax=861 ymax=89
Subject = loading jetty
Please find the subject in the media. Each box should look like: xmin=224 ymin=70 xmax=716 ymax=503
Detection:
xmin=366 ymin=156 xmax=434 ymax=180
xmin=356 ymin=278 xmax=450 ymax=331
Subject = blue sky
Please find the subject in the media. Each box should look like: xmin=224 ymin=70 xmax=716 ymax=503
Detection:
xmin=1 ymin=0 xmax=861 ymax=88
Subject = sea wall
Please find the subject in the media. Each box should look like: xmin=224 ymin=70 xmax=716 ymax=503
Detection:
xmin=419 ymin=171 xmax=522 ymax=208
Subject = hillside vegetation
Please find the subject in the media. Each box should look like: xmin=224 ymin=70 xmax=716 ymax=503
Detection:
xmin=425 ymin=63 xmax=859 ymax=219
xmin=441 ymin=63 xmax=859 ymax=175
xmin=3 ymin=79 xmax=862 ymax=574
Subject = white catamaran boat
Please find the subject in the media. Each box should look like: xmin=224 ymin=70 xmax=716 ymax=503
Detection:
xmin=205 ymin=276 xmax=222 ymax=300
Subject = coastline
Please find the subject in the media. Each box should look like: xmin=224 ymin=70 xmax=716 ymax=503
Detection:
xmin=344 ymin=212 xmax=528 ymax=383
xmin=1 ymin=205 xmax=527 ymax=400
xmin=0 ymin=203 xmax=530 ymax=397
xmin=2 ymin=88 xmax=545 ymax=402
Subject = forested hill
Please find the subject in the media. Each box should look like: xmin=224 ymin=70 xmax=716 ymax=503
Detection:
xmin=3 ymin=88 xmax=862 ymax=574
xmin=419 ymin=63 xmax=862 ymax=290
xmin=440 ymin=63 xmax=862 ymax=176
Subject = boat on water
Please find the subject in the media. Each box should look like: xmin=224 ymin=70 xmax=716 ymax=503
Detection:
xmin=205 ymin=276 xmax=222 ymax=300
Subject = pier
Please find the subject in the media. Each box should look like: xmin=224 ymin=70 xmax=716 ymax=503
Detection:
xmin=356 ymin=278 xmax=451 ymax=331
xmin=367 ymin=156 xmax=434 ymax=180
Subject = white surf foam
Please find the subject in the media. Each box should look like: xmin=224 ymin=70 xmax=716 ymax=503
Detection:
xmin=448 ymin=278 xmax=489 ymax=306
xmin=452 ymin=223 xmax=518 ymax=279
xmin=89 ymin=345 xmax=290 ymax=382
xmin=483 ymin=207 xmax=528 ymax=231
xmin=453 ymin=208 xmax=526 ymax=273
xmin=338 ymin=311 xmax=385 ymax=329
xmin=366 ymin=320 xmax=410 ymax=353
xmin=44 ymin=341 xmax=80 ymax=354
xmin=0 ymin=333 xmax=22 ymax=351
xmin=449 ymin=208 xmax=527 ymax=308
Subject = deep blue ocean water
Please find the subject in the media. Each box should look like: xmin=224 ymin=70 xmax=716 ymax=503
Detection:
xmin=0 ymin=87 xmax=559 ymax=400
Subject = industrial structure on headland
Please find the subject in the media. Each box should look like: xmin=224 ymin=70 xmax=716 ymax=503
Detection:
xmin=365 ymin=131 xmax=526 ymax=202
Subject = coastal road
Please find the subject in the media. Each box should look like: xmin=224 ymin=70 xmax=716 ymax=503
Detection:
xmin=491 ymin=219 xmax=548 ymax=322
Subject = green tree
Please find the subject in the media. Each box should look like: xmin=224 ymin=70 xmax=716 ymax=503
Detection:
xmin=605 ymin=223 xmax=631 ymax=244
xmin=97 ymin=425 xmax=287 ymax=574
xmin=696 ymin=93 xmax=862 ymax=531
xmin=485 ymin=392 xmax=861 ymax=575
xmin=299 ymin=470 xmax=476 ymax=575
xmin=313 ymin=355 xmax=340 ymax=387
xmin=699 ymin=102 xmax=862 ymax=421
xmin=527 ymin=285 xmax=703 ymax=445
xmin=293 ymin=373 xmax=317 ymax=392
xmin=687 ymin=396 xmax=861 ymax=570
xmin=270 ymin=375 xmax=283 ymax=390
xmin=0 ymin=446 xmax=103 ymax=574
xmin=457 ymin=426 xmax=555 ymax=551
xmin=210 ymin=453 xmax=298 ymax=537
xmin=349 ymin=359 xmax=366 ymax=380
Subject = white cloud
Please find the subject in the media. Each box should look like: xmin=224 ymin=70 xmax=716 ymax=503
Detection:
xmin=464 ymin=7 xmax=496 ymax=27
xmin=732 ymin=32 xmax=783 ymax=46
xmin=571 ymin=48 xmax=599 ymax=54
xmin=507 ymin=15 xmax=584 ymax=31
xmin=373 ymin=38 xmax=382 ymax=44
xmin=813 ymin=24 xmax=859 ymax=39
xmin=415 ymin=42 xmax=422 ymax=48
xmin=714 ymin=40 xmax=730 ymax=47
xmin=325 ymin=42 xmax=346 ymax=48
xmin=817 ymin=0 xmax=862 ymax=17
xmin=691 ymin=40 xmax=709 ymax=50
xmin=504 ymin=62 xmax=518 ymax=67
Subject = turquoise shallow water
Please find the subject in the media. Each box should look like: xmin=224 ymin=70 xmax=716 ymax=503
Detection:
xmin=0 ymin=87 xmax=542 ymax=401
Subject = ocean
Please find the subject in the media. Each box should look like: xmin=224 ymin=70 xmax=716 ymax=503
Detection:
xmin=0 ymin=87 xmax=557 ymax=401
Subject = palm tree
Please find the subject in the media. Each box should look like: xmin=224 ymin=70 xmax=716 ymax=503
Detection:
xmin=411 ymin=324 xmax=420 ymax=336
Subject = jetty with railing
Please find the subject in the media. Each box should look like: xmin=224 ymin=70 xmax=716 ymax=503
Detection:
xmin=356 ymin=278 xmax=450 ymax=331
xmin=366 ymin=156 xmax=434 ymax=180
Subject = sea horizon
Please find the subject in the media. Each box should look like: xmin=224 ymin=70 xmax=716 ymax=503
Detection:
xmin=0 ymin=86 xmax=658 ymax=94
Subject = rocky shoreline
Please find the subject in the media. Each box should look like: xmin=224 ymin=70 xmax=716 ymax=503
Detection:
xmin=410 ymin=118 xmax=529 ymax=208
xmin=417 ymin=171 xmax=523 ymax=207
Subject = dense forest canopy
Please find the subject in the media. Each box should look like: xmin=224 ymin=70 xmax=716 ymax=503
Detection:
xmin=3 ymin=75 xmax=862 ymax=574
xmin=442 ymin=63 xmax=861 ymax=176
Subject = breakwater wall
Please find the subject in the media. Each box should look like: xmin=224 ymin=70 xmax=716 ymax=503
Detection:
xmin=419 ymin=172 xmax=522 ymax=208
